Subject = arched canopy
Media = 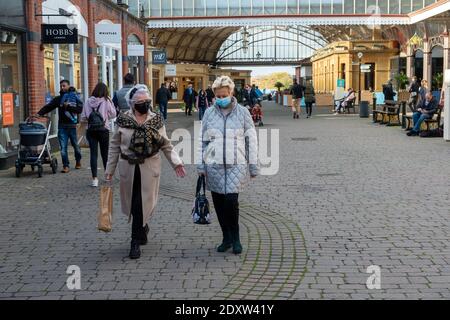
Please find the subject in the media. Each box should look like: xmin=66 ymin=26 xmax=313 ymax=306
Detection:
xmin=42 ymin=0 xmax=88 ymax=37
xmin=216 ymin=25 xmax=327 ymax=65
xmin=149 ymin=27 xmax=241 ymax=64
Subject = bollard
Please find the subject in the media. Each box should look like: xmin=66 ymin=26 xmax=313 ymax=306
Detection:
xmin=372 ymin=97 xmax=377 ymax=121
xmin=401 ymin=101 xmax=407 ymax=128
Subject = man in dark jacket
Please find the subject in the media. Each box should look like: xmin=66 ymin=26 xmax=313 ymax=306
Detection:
xmin=243 ymin=84 xmax=258 ymax=107
xmin=155 ymin=83 xmax=171 ymax=120
xmin=206 ymin=85 xmax=215 ymax=105
xmin=113 ymin=73 xmax=135 ymax=113
xmin=290 ymin=79 xmax=304 ymax=119
xmin=407 ymin=92 xmax=438 ymax=136
xmin=383 ymin=80 xmax=397 ymax=104
xmin=37 ymin=80 xmax=83 ymax=173
xmin=408 ymin=76 xmax=420 ymax=112
xmin=183 ymin=83 xmax=197 ymax=116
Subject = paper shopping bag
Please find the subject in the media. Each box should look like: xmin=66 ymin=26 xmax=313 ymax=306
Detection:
xmin=98 ymin=185 xmax=113 ymax=232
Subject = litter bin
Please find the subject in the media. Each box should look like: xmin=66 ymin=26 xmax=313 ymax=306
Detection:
xmin=359 ymin=100 xmax=369 ymax=118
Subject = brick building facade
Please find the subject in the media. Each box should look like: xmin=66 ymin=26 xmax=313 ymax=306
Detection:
xmin=27 ymin=0 xmax=148 ymax=115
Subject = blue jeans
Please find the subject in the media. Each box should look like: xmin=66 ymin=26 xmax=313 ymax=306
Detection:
xmin=159 ymin=102 xmax=168 ymax=120
xmin=412 ymin=112 xmax=431 ymax=132
xmin=199 ymin=106 xmax=206 ymax=121
xmin=58 ymin=127 xmax=82 ymax=168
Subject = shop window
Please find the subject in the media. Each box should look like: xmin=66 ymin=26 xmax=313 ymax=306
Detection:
xmin=0 ymin=29 xmax=24 ymax=155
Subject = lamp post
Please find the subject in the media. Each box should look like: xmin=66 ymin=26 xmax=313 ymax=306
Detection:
xmin=357 ymin=52 xmax=363 ymax=104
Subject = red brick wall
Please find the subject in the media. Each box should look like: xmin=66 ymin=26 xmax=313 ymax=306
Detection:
xmin=25 ymin=0 xmax=148 ymax=115
xmin=25 ymin=0 xmax=46 ymax=116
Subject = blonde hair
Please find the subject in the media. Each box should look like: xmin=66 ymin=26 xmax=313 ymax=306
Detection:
xmin=212 ymin=75 xmax=235 ymax=93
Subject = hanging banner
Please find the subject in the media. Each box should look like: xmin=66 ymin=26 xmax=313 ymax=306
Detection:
xmin=41 ymin=24 xmax=78 ymax=44
xmin=165 ymin=64 xmax=177 ymax=77
xmin=95 ymin=24 xmax=121 ymax=44
xmin=152 ymin=50 xmax=167 ymax=64
xmin=127 ymin=44 xmax=145 ymax=57
xmin=1 ymin=93 xmax=14 ymax=127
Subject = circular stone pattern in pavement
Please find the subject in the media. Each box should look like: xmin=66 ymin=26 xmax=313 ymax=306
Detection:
xmin=160 ymin=185 xmax=309 ymax=300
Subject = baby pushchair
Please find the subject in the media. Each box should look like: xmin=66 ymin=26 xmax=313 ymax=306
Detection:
xmin=15 ymin=116 xmax=58 ymax=178
xmin=250 ymin=104 xmax=264 ymax=127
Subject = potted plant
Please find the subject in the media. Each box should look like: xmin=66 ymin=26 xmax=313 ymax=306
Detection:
xmin=274 ymin=82 xmax=284 ymax=104
xmin=394 ymin=72 xmax=410 ymax=102
xmin=432 ymin=72 xmax=443 ymax=92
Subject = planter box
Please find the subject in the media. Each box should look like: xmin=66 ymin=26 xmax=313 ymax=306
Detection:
xmin=315 ymin=93 xmax=334 ymax=107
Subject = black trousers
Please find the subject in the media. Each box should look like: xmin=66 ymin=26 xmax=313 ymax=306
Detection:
xmin=131 ymin=165 xmax=146 ymax=241
xmin=87 ymin=129 xmax=109 ymax=178
xmin=211 ymin=192 xmax=240 ymax=233
xmin=305 ymin=102 xmax=313 ymax=116
xmin=185 ymin=102 xmax=193 ymax=115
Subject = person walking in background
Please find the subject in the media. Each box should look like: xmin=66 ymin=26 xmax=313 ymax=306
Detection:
xmin=105 ymin=85 xmax=186 ymax=259
xmin=155 ymin=83 xmax=171 ymax=121
xmin=183 ymin=83 xmax=197 ymax=116
xmin=408 ymin=76 xmax=420 ymax=111
xmin=81 ymin=83 xmax=116 ymax=187
xmin=37 ymin=80 xmax=83 ymax=173
xmin=290 ymin=79 xmax=304 ymax=119
xmin=243 ymin=84 xmax=258 ymax=108
xmin=419 ymin=79 xmax=430 ymax=104
xmin=113 ymin=73 xmax=135 ymax=113
xmin=304 ymin=80 xmax=316 ymax=118
xmin=198 ymin=76 xmax=259 ymax=255
xmin=206 ymin=84 xmax=215 ymax=105
xmin=196 ymin=88 xmax=210 ymax=121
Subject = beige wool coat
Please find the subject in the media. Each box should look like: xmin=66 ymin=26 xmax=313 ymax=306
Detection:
xmin=105 ymin=110 xmax=182 ymax=226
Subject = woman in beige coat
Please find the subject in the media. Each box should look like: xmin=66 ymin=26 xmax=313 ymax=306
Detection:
xmin=105 ymin=85 xmax=186 ymax=259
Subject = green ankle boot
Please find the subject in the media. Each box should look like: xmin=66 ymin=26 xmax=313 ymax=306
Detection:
xmin=231 ymin=229 xmax=243 ymax=255
xmin=217 ymin=228 xmax=232 ymax=252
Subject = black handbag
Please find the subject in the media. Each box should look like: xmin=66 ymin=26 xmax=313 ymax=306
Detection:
xmin=192 ymin=176 xmax=211 ymax=225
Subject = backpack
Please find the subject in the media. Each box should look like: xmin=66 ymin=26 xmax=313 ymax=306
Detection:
xmin=192 ymin=176 xmax=211 ymax=225
xmin=88 ymin=103 xmax=106 ymax=131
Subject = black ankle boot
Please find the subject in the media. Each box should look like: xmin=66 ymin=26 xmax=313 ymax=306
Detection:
xmin=231 ymin=228 xmax=243 ymax=255
xmin=129 ymin=240 xmax=141 ymax=259
xmin=140 ymin=224 xmax=149 ymax=245
xmin=217 ymin=228 xmax=232 ymax=253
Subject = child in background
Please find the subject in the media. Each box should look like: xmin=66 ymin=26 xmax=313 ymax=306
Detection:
xmin=60 ymin=87 xmax=83 ymax=124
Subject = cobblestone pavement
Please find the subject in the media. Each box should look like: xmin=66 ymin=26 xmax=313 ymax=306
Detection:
xmin=1 ymin=102 xmax=449 ymax=300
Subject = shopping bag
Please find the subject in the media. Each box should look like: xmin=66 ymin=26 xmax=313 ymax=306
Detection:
xmin=192 ymin=176 xmax=211 ymax=225
xmin=98 ymin=185 xmax=113 ymax=232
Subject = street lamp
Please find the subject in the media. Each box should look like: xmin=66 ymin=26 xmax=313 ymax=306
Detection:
xmin=357 ymin=52 xmax=363 ymax=104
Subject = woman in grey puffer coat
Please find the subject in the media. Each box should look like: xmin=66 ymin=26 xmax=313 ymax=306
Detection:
xmin=197 ymin=76 xmax=260 ymax=254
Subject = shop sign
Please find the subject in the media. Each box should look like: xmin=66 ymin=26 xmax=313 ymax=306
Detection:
xmin=165 ymin=64 xmax=177 ymax=77
xmin=128 ymin=45 xmax=145 ymax=57
xmin=360 ymin=64 xmax=372 ymax=73
xmin=1 ymin=93 xmax=14 ymax=127
xmin=95 ymin=24 xmax=121 ymax=44
xmin=41 ymin=24 xmax=78 ymax=44
xmin=152 ymin=50 xmax=167 ymax=64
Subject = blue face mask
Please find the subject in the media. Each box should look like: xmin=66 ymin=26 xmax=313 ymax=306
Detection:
xmin=216 ymin=97 xmax=232 ymax=108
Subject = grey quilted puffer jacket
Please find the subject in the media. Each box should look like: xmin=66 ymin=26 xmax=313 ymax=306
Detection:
xmin=197 ymin=98 xmax=260 ymax=195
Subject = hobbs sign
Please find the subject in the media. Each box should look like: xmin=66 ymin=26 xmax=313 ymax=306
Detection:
xmin=42 ymin=24 xmax=78 ymax=44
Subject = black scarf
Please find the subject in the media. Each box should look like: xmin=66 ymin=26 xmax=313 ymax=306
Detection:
xmin=116 ymin=112 xmax=165 ymax=158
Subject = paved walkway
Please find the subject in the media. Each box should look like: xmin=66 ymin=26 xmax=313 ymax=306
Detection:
xmin=1 ymin=102 xmax=449 ymax=300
